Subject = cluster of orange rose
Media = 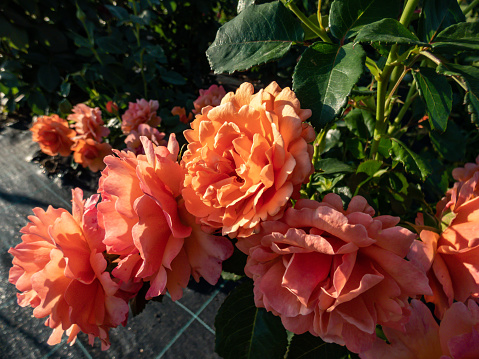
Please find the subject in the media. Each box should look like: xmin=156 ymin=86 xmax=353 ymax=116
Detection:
xmin=10 ymin=82 xmax=479 ymax=356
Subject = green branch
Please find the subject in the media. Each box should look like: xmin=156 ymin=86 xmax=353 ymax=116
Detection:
xmin=283 ymin=1 xmax=332 ymax=43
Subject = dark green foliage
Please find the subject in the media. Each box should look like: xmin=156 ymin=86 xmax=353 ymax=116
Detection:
xmin=215 ymin=280 xmax=288 ymax=359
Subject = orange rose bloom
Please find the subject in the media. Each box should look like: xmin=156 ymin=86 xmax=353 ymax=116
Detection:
xmin=72 ymin=138 xmax=112 ymax=172
xmin=67 ymin=103 xmax=110 ymax=141
xmin=8 ymin=189 xmax=129 ymax=350
xmin=98 ymin=136 xmax=233 ymax=300
xmin=409 ymin=196 xmax=479 ymax=318
xmin=30 ymin=114 xmax=76 ymax=156
xmin=181 ymin=81 xmax=315 ymax=237
xmin=171 ymin=106 xmax=193 ymax=124
xmin=239 ymin=194 xmax=431 ymax=353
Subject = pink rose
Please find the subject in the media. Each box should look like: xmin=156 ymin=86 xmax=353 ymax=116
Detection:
xmin=124 ymin=123 xmax=166 ymax=155
xmin=121 ymin=99 xmax=161 ymax=134
xmin=98 ymin=135 xmax=233 ymax=300
xmin=360 ymin=299 xmax=479 ymax=359
xmin=68 ymin=103 xmax=110 ymax=141
xmin=8 ymin=189 xmax=129 ymax=350
xmin=409 ymin=196 xmax=479 ymax=318
xmin=238 ymin=194 xmax=432 ymax=353
xmin=192 ymin=84 xmax=226 ymax=114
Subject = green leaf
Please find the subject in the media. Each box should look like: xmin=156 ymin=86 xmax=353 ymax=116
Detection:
xmin=105 ymin=5 xmax=130 ymax=21
xmin=287 ymin=332 xmax=353 ymax=359
xmin=429 ymin=120 xmax=466 ymax=162
xmin=432 ymin=22 xmax=479 ymax=53
xmin=58 ymin=98 xmax=72 ymax=114
xmin=293 ymin=42 xmax=365 ymax=129
xmin=161 ymin=70 xmax=186 ymax=85
xmin=206 ymin=2 xmax=303 ymax=74
xmin=237 ymin=0 xmax=255 ymax=13
xmin=96 ymin=36 xmax=125 ymax=54
xmin=37 ymin=64 xmax=61 ymax=92
xmin=60 ymin=82 xmax=71 ymax=97
xmin=215 ymin=280 xmax=288 ymax=359
xmin=357 ymin=159 xmax=383 ymax=177
xmin=436 ymin=63 xmax=479 ymax=124
xmin=412 ymin=67 xmax=452 ymax=132
xmin=354 ymin=18 xmax=429 ymax=47
xmin=329 ymin=0 xmax=401 ymax=42
xmin=315 ymin=158 xmax=354 ymax=174
xmin=344 ymin=108 xmax=374 ymax=138
xmin=418 ymin=0 xmax=465 ymax=43
xmin=390 ymin=138 xmax=432 ymax=181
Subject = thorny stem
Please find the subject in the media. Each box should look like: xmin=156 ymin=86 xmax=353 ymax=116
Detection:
xmin=284 ymin=1 xmax=332 ymax=43
xmin=388 ymin=81 xmax=418 ymax=136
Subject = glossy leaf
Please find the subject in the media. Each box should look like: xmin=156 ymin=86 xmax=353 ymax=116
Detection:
xmin=432 ymin=22 xmax=479 ymax=53
xmin=412 ymin=67 xmax=452 ymax=132
xmin=215 ymin=280 xmax=288 ymax=359
xmin=390 ymin=138 xmax=432 ymax=181
xmin=329 ymin=0 xmax=401 ymax=42
xmin=357 ymin=160 xmax=383 ymax=177
xmin=287 ymin=332 xmax=355 ymax=359
xmin=436 ymin=63 xmax=479 ymax=124
xmin=293 ymin=42 xmax=365 ymax=129
xmin=418 ymin=0 xmax=465 ymax=43
xmin=96 ymin=36 xmax=125 ymax=54
xmin=207 ymin=2 xmax=303 ymax=74
xmin=354 ymin=18 xmax=429 ymax=47
xmin=237 ymin=0 xmax=255 ymax=13
xmin=105 ymin=5 xmax=130 ymax=21
xmin=315 ymin=158 xmax=354 ymax=174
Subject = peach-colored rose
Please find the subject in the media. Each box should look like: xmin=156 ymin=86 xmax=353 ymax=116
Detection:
xmin=121 ymin=99 xmax=161 ymax=134
xmin=181 ymin=81 xmax=316 ymax=238
xmin=409 ymin=196 xmax=479 ymax=318
xmin=98 ymin=136 xmax=233 ymax=300
xmin=238 ymin=194 xmax=432 ymax=353
xmin=171 ymin=106 xmax=193 ymax=124
xmin=30 ymin=114 xmax=76 ymax=156
xmin=8 ymin=189 xmax=129 ymax=350
xmin=192 ymin=84 xmax=226 ymax=114
xmin=68 ymin=103 xmax=110 ymax=141
xmin=124 ymin=123 xmax=166 ymax=155
xmin=72 ymin=138 xmax=112 ymax=172
xmin=360 ymin=299 xmax=479 ymax=359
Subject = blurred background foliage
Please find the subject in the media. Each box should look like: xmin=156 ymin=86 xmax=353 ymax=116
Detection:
xmin=0 ymin=0 xmax=238 ymax=125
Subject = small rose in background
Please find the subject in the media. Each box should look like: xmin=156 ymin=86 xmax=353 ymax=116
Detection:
xmin=68 ymin=103 xmax=110 ymax=142
xmin=72 ymin=138 xmax=112 ymax=172
xmin=30 ymin=114 xmax=76 ymax=156
xmin=192 ymin=84 xmax=226 ymax=114
xmin=171 ymin=106 xmax=193 ymax=124
xmin=121 ymin=99 xmax=161 ymax=134
xmin=181 ymin=81 xmax=315 ymax=238
xmin=124 ymin=123 xmax=166 ymax=155
xmin=98 ymin=135 xmax=233 ymax=300
xmin=360 ymin=299 xmax=479 ymax=359
xmin=105 ymin=101 xmax=119 ymax=115
xmin=238 ymin=194 xmax=432 ymax=354
xmin=8 ymin=189 xmax=129 ymax=350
